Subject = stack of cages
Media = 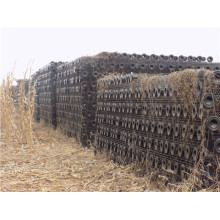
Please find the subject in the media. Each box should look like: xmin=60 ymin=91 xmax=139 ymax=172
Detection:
xmin=55 ymin=59 xmax=98 ymax=146
xmin=69 ymin=51 xmax=219 ymax=147
xmin=56 ymin=61 xmax=81 ymax=140
xmin=87 ymin=52 xmax=220 ymax=75
xmin=77 ymin=52 xmax=219 ymax=147
xmin=36 ymin=62 xmax=60 ymax=127
xmin=95 ymin=54 xmax=220 ymax=187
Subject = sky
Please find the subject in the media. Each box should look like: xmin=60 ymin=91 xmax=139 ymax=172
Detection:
xmin=1 ymin=28 xmax=220 ymax=82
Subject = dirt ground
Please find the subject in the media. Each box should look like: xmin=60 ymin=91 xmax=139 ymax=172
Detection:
xmin=0 ymin=122 xmax=150 ymax=192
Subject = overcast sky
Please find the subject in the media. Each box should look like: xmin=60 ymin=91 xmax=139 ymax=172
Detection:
xmin=1 ymin=28 xmax=220 ymax=82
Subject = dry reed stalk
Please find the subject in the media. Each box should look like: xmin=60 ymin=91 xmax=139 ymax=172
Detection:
xmin=15 ymin=68 xmax=36 ymax=150
xmin=0 ymin=68 xmax=36 ymax=150
xmin=0 ymin=72 xmax=15 ymax=143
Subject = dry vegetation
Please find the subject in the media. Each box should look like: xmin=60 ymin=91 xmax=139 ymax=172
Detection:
xmin=1 ymin=122 xmax=151 ymax=192
xmin=0 ymin=70 xmax=219 ymax=192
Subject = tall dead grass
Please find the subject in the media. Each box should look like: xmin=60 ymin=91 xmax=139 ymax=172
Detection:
xmin=0 ymin=72 xmax=15 ymax=142
xmin=0 ymin=69 xmax=36 ymax=150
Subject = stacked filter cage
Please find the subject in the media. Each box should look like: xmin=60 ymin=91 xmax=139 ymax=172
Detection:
xmin=31 ymin=52 xmax=220 ymax=184
xmin=55 ymin=59 xmax=98 ymax=146
xmin=32 ymin=52 xmax=220 ymax=142
xmin=30 ymin=52 xmax=220 ymax=185
xmin=87 ymin=52 xmax=220 ymax=75
xmin=69 ymin=52 xmax=220 ymax=147
xmin=36 ymin=62 xmax=60 ymax=127
xmin=95 ymin=70 xmax=220 ymax=184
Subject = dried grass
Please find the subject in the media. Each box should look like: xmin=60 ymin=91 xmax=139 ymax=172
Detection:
xmin=0 ymin=121 xmax=152 ymax=192
xmin=97 ymin=73 xmax=118 ymax=91
xmin=80 ymin=52 xmax=113 ymax=65
xmin=91 ymin=51 xmax=114 ymax=59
